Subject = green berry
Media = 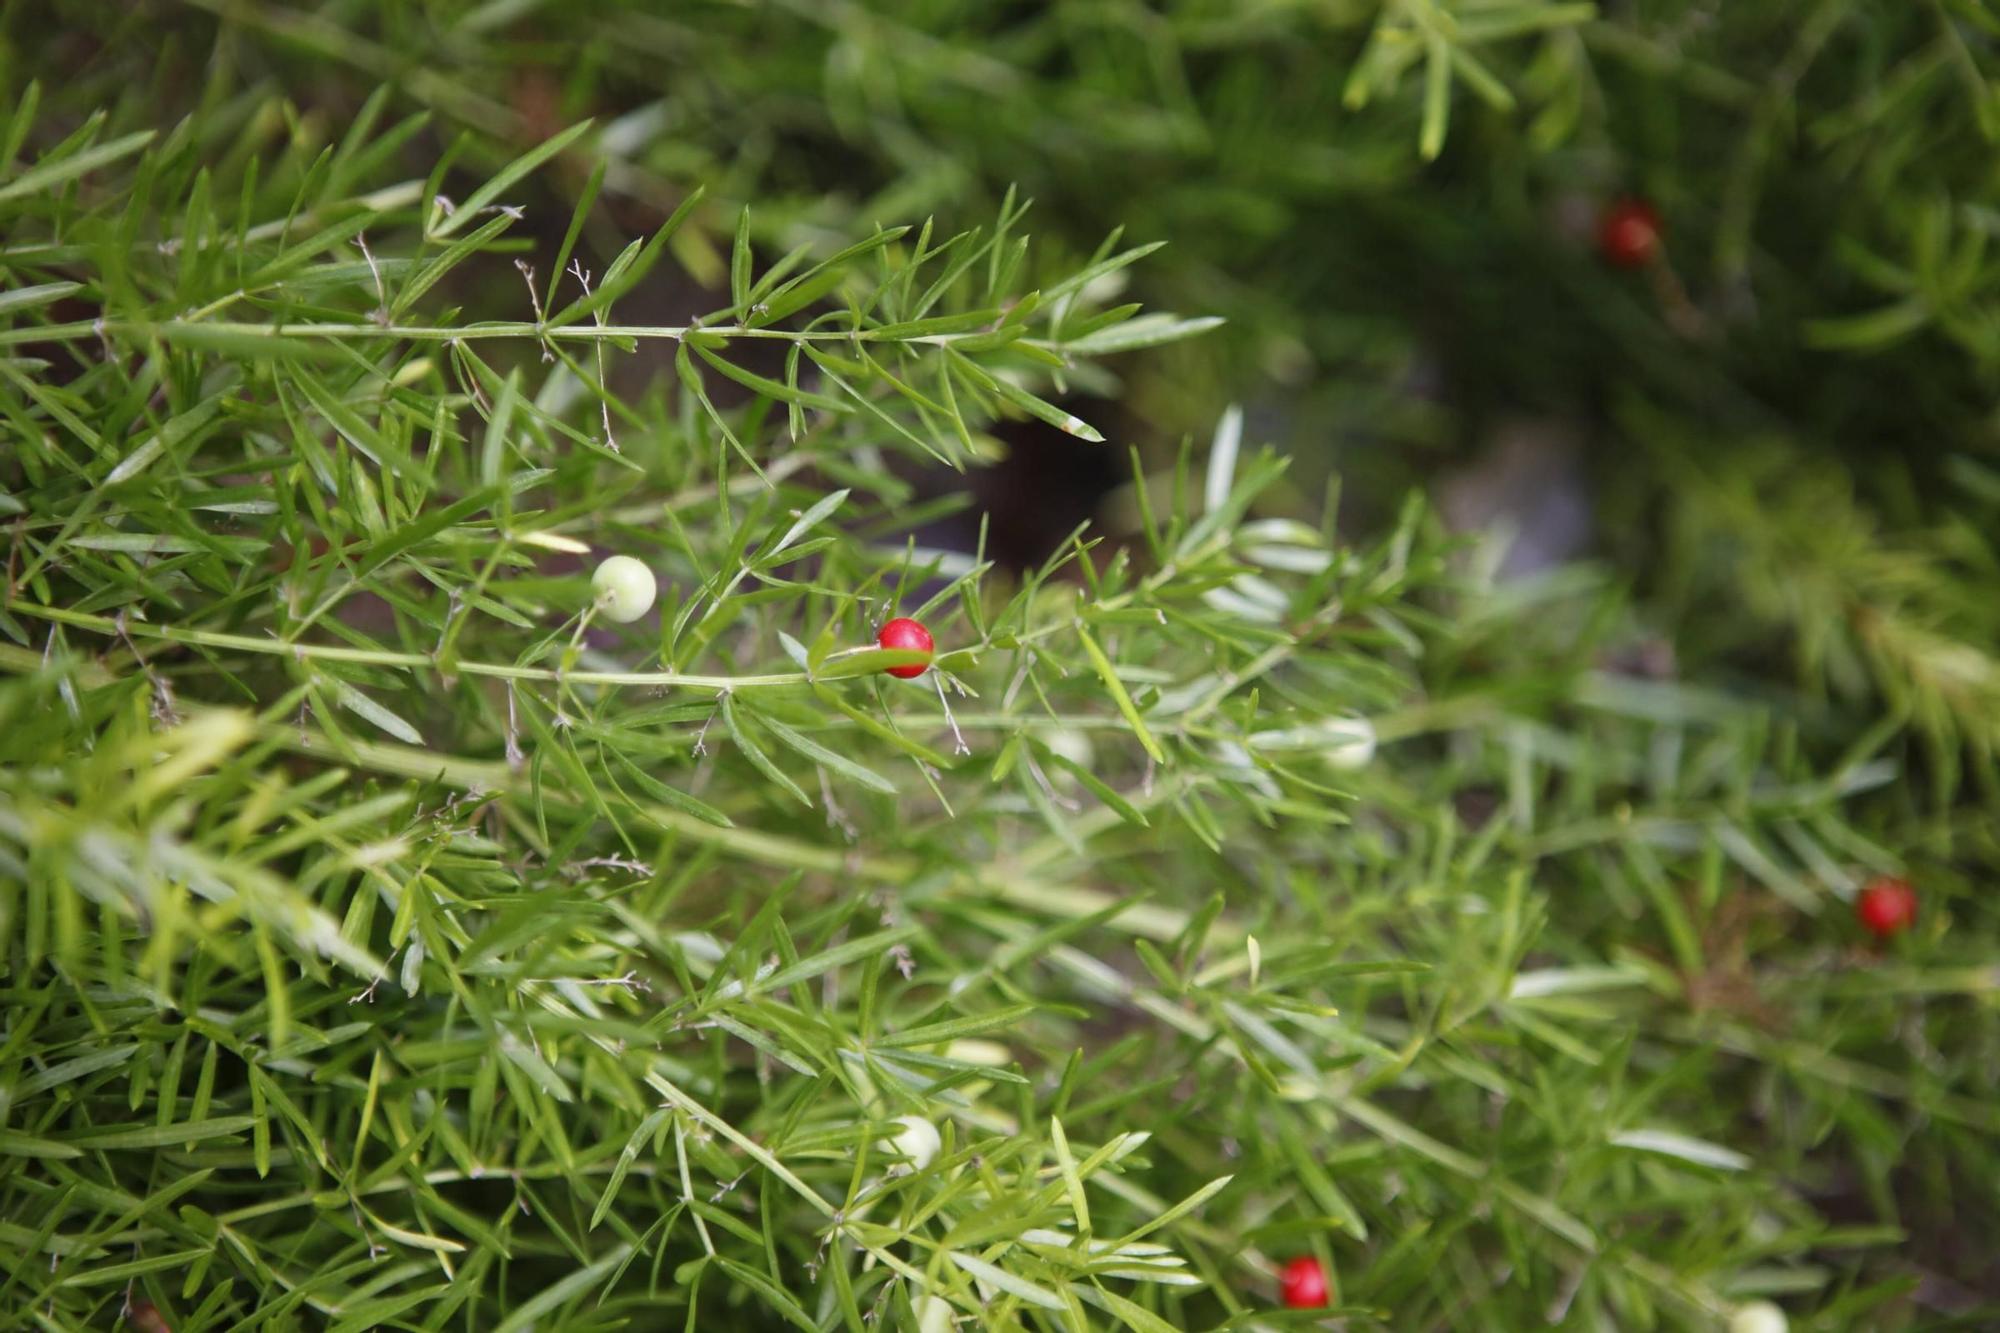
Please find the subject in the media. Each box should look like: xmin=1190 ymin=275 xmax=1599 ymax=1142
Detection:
xmin=1323 ymin=716 xmax=1376 ymax=771
xmin=591 ymin=555 xmax=657 ymax=623
xmin=915 ymin=1295 xmax=954 ymax=1333
xmin=887 ymin=1114 xmax=941 ymax=1170
xmin=1729 ymin=1302 xmax=1787 ymax=1333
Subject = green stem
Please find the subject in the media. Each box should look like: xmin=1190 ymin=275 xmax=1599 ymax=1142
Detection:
xmin=6 ymin=599 xmax=818 ymax=690
xmin=0 ymin=316 xmax=1067 ymax=352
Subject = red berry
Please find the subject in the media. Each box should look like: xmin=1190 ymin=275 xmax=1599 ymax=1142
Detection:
xmin=876 ymin=617 xmax=935 ymax=679
xmin=1599 ymin=198 xmax=1661 ymax=269
xmin=1278 ymin=1256 xmax=1329 ymax=1309
xmin=1855 ymin=875 xmax=1917 ymax=939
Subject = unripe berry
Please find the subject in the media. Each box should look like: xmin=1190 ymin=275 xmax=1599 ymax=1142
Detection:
xmin=1278 ymin=1255 xmax=1329 ymax=1309
xmin=915 ymin=1294 xmax=954 ymax=1333
xmin=591 ymin=555 xmax=657 ymax=624
xmin=1599 ymin=197 xmax=1661 ymax=269
xmin=887 ymin=1115 xmax=941 ymax=1170
xmin=1729 ymin=1301 xmax=1788 ymax=1333
xmin=1323 ymin=716 xmax=1376 ymax=771
xmin=1042 ymin=728 xmax=1096 ymax=791
xmin=877 ymin=617 xmax=935 ymax=679
xmin=1042 ymin=728 xmax=1096 ymax=772
xmin=1855 ymin=875 xmax=1917 ymax=940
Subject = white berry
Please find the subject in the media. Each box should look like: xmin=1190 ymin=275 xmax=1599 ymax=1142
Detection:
xmin=887 ymin=1114 xmax=941 ymax=1170
xmin=915 ymin=1294 xmax=953 ymax=1333
xmin=591 ymin=555 xmax=657 ymax=623
xmin=1323 ymin=716 xmax=1376 ymax=771
xmin=1729 ymin=1302 xmax=1788 ymax=1333
xmin=1042 ymin=728 xmax=1095 ymax=788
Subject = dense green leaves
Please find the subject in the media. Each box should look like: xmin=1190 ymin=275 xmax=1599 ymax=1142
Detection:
xmin=0 ymin=5 xmax=1996 ymax=1332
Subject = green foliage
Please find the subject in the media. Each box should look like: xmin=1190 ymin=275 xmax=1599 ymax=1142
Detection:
xmin=1 ymin=5 xmax=1997 ymax=1332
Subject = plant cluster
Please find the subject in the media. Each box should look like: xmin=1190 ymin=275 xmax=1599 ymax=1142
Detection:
xmin=0 ymin=3 xmax=1996 ymax=1331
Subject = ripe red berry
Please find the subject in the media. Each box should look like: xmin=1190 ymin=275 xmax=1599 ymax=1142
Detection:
xmin=1855 ymin=875 xmax=1917 ymax=940
xmin=1278 ymin=1256 xmax=1329 ymax=1309
xmin=876 ymin=617 xmax=935 ymax=679
xmin=1599 ymin=198 xmax=1661 ymax=269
